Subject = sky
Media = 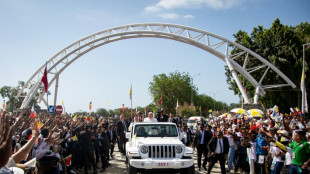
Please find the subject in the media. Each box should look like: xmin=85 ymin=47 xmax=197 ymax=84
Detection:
xmin=0 ymin=0 xmax=309 ymax=113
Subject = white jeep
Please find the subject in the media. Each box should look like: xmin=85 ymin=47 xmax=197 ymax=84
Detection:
xmin=125 ymin=122 xmax=195 ymax=174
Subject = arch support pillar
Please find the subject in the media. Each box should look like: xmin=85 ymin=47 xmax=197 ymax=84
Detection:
xmin=225 ymin=56 xmax=251 ymax=104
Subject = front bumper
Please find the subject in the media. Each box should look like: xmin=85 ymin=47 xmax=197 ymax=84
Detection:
xmin=129 ymin=158 xmax=194 ymax=169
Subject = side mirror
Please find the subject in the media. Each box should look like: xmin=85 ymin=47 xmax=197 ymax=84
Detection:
xmin=126 ymin=132 xmax=131 ymax=139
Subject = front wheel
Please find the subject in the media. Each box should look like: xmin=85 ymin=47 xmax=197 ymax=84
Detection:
xmin=127 ymin=159 xmax=137 ymax=174
xmin=180 ymin=165 xmax=194 ymax=174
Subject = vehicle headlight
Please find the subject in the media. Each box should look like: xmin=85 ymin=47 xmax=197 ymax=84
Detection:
xmin=140 ymin=146 xmax=148 ymax=154
xmin=175 ymin=146 xmax=183 ymax=153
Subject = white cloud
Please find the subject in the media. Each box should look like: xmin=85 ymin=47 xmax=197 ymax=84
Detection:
xmin=157 ymin=13 xmax=180 ymax=19
xmin=183 ymin=14 xmax=194 ymax=19
xmin=144 ymin=0 xmax=245 ymax=13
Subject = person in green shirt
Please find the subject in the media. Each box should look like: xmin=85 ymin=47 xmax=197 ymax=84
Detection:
xmin=289 ymin=130 xmax=310 ymax=174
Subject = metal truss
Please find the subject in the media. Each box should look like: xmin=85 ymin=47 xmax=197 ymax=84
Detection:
xmin=16 ymin=23 xmax=296 ymax=109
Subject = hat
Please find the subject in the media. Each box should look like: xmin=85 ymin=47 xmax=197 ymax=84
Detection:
xmin=277 ymin=130 xmax=289 ymax=137
xmin=36 ymin=150 xmax=59 ymax=163
xmin=263 ymin=120 xmax=270 ymax=125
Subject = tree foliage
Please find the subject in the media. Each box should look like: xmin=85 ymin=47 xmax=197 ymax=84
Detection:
xmin=149 ymin=71 xmax=198 ymax=114
xmin=0 ymin=81 xmax=42 ymax=112
xmin=226 ymin=19 xmax=310 ymax=112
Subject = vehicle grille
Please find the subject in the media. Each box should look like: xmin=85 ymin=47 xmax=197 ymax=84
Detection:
xmin=148 ymin=145 xmax=176 ymax=158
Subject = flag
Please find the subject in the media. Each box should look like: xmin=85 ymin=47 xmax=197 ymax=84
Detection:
xmin=41 ymin=66 xmax=48 ymax=92
xmin=144 ymin=107 xmax=146 ymax=112
xmin=158 ymin=95 xmax=162 ymax=106
xmin=37 ymin=121 xmax=44 ymax=129
xmin=108 ymin=101 xmax=110 ymax=108
xmin=62 ymin=100 xmax=64 ymax=105
xmin=65 ymin=155 xmax=72 ymax=166
xmin=2 ymin=100 xmax=5 ymax=109
xmin=176 ymin=99 xmax=179 ymax=108
xmin=72 ymin=135 xmax=77 ymax=141
xmin=199 ymin=106 xmax=201 ymax=111
xmin=30 ymin=104 xmax=36 ymax=118
xmin=122 ymin=104 xmax=125 ymax=111
xmin=129 ymin=85 xmax=132 ymax=100
xmin=24 ymin=158 xmax=36 ymax=168
xmin=86 ymin=116 xmax=90 ymax=121
xmin=89 ymin=102 xmax=92 ymax=111
xmin=136 ymin=104 xmax=138 ymax=113
xmin=209 ymin=109 xmax=212 ymax=113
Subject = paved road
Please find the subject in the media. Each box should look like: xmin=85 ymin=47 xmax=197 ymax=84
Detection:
xmin=79 ymin=146 xmax=237 ymax=174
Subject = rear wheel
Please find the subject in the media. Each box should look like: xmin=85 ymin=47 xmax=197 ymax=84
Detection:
xmin=180 ymin=165 xmax=194 ymax=174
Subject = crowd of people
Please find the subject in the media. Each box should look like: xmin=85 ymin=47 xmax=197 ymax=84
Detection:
xmin=0 ymin=107 xmax=309 ymax=174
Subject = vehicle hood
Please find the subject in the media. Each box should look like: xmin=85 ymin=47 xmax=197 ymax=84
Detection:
xmin=135 ymin=137 xmax=182 ymax=146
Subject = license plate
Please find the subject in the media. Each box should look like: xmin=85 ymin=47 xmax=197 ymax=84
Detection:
xmin=158 ymin=163 xmax=169 ymax=167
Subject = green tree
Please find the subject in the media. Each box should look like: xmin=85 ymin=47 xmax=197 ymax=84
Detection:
xmin=0 ymin=81 xmax=41 ymax=112
xmin=149 ymin=71 xmax=198 ymax=114
xmin=96 ymin=108 xmax=109 ymax=117
xmin=226 ymin=19 xmax=310 ymax=112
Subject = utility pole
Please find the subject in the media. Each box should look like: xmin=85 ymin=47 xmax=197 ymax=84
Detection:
xmin=302 ymin=43 xmax=310 ymax=113
xmin=191 ymin=73 xmax=200 ymax=106
xmin=210 ymin=91 xmax=215 ymax=111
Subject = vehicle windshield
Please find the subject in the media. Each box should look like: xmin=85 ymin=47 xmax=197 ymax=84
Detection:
xmin=134 ymin=124 xmax=178 ymax=137
xmin=187 ymin=119 xmax=200 ymax=123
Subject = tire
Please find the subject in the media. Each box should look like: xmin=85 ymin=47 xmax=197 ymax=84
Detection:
xmin=180 ymin=165 xmax=195 ymax=174
xmin=127 ymin=159 xmax=137 ymax=174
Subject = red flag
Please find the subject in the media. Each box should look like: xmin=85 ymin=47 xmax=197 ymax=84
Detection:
xmin=30 ymin=112 xmax=36 ymax=118
xmin=158 ymin=95 xmax=162 ymax=106
xmin=122 ymin=104 xmax=125 ymax=111
xmin=89 ymin=102 xmax=92 ymax=111
xmin=86 ymin=116 xmax=90 ymax=121
xmin=65 ymin=156 xmax=72 ymax=166
xmin=30 ymin=104 xmax=36 ymax=118
xmin=41 ymin=66 xmax=48 ymax=92
xmin=144 ymin=107 xmax=146 ymax=112
xmin=2 ymin=100 xmax=5 ymax=109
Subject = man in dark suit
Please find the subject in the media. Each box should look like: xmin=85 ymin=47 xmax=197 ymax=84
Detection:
xmin=168 ymin=113 xmax=177 ymax=124
xmin=176 ymin=115 xmax=182 ymax=125
xmin=107 ymin=124 xmax=116 ymax=159
xmin=157 ymin=108 xmax=168 ymax=122
xmin=193 ymin=124 xmax=213 ymax=171
xmin=79 ymin=125 xmax=97 ymax=174
xmin=116 ymin=115 xmax=129 ymax=156
xmin=207 ymin=130 xmax=229 ymax=174
xmin=180 ymin=125 xmax=192 ymax=146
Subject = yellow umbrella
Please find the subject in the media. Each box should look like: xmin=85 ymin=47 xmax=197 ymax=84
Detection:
xmin=247 ymin=109 xmax=263 ymax=117
xmin=230 ymin=108 xmax=246 ymax=114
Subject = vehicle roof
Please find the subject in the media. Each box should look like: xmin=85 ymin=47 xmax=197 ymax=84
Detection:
xmin=131 ymin=122 xmax=177 ymax=125
xmin=188 ymin=116 xmax=206 ymax=119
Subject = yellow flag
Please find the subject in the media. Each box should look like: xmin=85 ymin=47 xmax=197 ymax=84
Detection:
xmin=73 ymin=115 xmax=77 ymax=119
xmin=72 ymin=135 xmax=77 ymax=141
xmin=209 ymin=109 xmax=212 ymax=113
xmin=129 ymin=84 xmax=132 ymax=100
xmin=37 ymin=121 xmax=44 ymax=129
xmin=62 ymin=100 xmax=64 ymax=105
xmin=275 ymin=141 xmax=286 ymax=152
xmin=199 ymin=106 xmax=201 ymax=111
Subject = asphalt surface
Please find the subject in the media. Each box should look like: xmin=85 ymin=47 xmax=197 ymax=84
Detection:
xmin=78 ymin=146 xmax=237 ymax=174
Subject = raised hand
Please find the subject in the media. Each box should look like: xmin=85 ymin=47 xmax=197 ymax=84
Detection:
xmin=0 ymin=111 xmax=15 ymax=168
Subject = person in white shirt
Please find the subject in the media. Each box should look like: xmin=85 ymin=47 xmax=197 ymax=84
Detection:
xmin=225 ymin=129 xmax=235 ymax=172
xmin=143 ymin=112 xmax=158 ymax=122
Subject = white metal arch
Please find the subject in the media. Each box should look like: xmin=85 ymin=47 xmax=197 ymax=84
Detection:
xmin=16 ymin=23 xmax=296 ymax=109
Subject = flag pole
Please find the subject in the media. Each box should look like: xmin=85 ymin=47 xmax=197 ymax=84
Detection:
xmin=130 ymin=84 xmax=132 ymax=117
xmin=45 ymin=62 xmax=48 ymax=109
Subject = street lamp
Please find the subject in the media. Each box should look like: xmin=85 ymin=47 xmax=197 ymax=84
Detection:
xmin=302 ymin=43 xmax=310 ymax=114
xmin=191 ymin=73 xmax=200 ymax=106
xmin=210 ymin=92 xmax=215 ymax=111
